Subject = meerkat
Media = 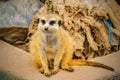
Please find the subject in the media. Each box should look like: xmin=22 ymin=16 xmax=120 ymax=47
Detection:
xmin=29 ymin=12 xmax=114 ymax=77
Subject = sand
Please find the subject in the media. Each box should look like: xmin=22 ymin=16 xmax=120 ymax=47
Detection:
xmin=0 ymin=40 xmax=120 ymax=80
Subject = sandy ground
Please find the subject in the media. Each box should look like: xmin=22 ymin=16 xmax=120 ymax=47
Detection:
xmin=0 ymin=40 xmax=120 ymax=80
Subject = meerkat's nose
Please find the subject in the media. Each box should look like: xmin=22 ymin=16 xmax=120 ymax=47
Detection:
xmin=44 ymin=27 xmax=48 ymax=31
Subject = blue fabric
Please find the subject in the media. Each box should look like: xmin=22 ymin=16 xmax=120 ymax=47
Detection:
xmin=103 ymin=18 xmax=114 ymax=45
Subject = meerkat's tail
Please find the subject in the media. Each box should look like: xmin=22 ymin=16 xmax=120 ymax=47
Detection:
xmin=69 ymin=60 xmax=114 ymax=71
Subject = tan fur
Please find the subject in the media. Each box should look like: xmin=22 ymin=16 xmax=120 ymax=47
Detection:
xmin=29 ymin=12 xmax=114 ymax=77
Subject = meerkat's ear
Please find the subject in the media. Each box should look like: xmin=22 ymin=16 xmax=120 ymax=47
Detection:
xmin=58 ymin=20 xmax=63 ymax=26
xmin=35 ymin=18 xmax=40 ymax=24
xmin=33 ymin=14 xmax=40 ymax=24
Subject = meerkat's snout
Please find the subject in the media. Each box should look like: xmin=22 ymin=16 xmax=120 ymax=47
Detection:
xmin=44 ymin=27 xmax=48 ymax=31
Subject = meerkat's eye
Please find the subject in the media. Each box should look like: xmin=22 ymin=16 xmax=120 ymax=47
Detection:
xmin=58 ymin=20 xmax=62 ymax=26
xmin=49 ymin=20 xmax=56 ymax=25
xmin=41 ymin=19 xmax=46 ymax=25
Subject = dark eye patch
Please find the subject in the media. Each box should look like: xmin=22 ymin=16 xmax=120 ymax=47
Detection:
xmin=58 ymin=20 xmax=62 ymax=26
xmin=41 ymin=19 xmax=46 ymax=25
xmin=49 ymin=20 xmax=56 ymax=25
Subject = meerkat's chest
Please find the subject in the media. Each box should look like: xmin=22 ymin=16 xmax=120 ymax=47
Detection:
xmin=42 ymin=33 xmax=58 ymax=59
xmin=42 ymin=33 xmax=58 ymax=48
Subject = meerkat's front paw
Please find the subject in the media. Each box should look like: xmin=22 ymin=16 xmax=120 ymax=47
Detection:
xmin=44 ymin=72 xmax=51 ymax=77
xmin=51 ymin=68 xmax=59 ymax=74
xmin=39 ymin=68 xmax=51 ymax=77
xmin=39 ymin=68 xmax=44 ymax=74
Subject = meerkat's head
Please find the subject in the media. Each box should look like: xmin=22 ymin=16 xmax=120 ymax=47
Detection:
xmin=37 ymin=13 xmax=63 ymax=33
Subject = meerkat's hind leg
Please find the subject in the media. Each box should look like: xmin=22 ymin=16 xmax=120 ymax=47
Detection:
xmin=33 ymin=55 xmax=51 ymax=77
xmin=32 ymin=54 xmax=44 ymax=74
xmin=61 ymin=48 xmax=74 ymax=72
xmin=31 ymin=47 xmax=51 ymax=77
xmin=61 ymin=55 xmax=74 ymax=72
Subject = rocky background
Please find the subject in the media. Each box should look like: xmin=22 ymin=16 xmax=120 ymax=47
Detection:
xmin=0 ymin=0 xmax=43 ymax=27
xmin=0 ymin=0 xmax=120 ymax=60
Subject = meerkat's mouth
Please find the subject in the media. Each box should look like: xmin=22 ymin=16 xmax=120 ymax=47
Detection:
xmin=42 ymin=28 xmax=57 ymax=33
